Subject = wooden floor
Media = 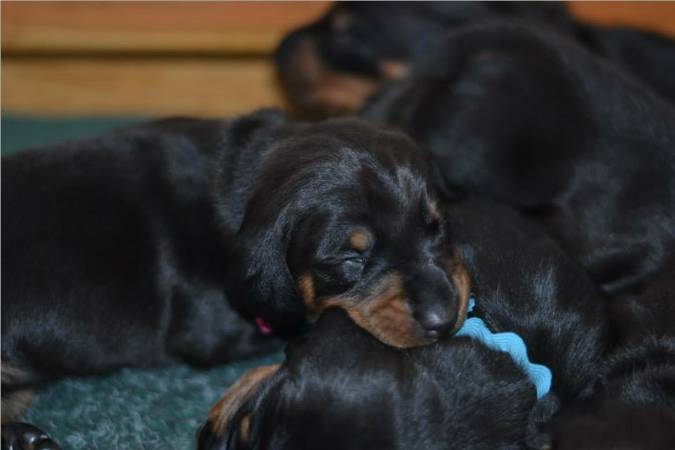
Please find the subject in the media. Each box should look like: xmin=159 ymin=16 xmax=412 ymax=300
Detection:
xmin=2 ymin=1 xmax=675 ymax=118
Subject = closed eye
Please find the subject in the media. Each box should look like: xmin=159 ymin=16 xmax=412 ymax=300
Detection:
xmin=344 ymin=255 xmax=366 ymax=266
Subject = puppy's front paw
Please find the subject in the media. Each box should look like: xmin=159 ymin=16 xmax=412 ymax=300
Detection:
xmin=1 ymin=423 xmax=60 ymax=450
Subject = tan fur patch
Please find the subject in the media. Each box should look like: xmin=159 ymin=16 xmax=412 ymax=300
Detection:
xmin=280 ymin=38 xmax=379 ymax=116
xmin=297 ymin=272 xmax=316 ymax=310
xmin=441 ymin=252 xmax=472 ymax=333
xmin=349 ymin=229 xmax=372 ymax=252
xmin=239 ymin=413 xmax=252 ymax=442
xmin=207 ymin=364 xmax=280 ymax=437
xmin=321 ymin=273 xmax=433 ymax=348
xmin=379 ymin=60 xmax=411 ymax=79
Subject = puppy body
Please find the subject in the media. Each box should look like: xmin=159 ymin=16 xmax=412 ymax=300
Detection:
xmin=276 ymin=2 xmax=675 ymax=117
xmin=2 ymin=111 xmax=469 ymax=418
xmin=201 ymin=308 xmax=537 ymax=450
xmin=201 ymin=197 xmax=612 ymax=448
xmin=362 ymin=22 xmax=675 ymax=341
xmin=1 ymin=117 xmax=278 ymax=391
xmin=446 ymin=198 xmax=611 ymax=401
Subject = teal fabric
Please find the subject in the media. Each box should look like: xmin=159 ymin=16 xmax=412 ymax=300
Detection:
xmin=2 ymin=116 xmax=283 ymax=449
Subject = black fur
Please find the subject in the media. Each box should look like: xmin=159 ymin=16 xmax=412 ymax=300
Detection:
xmin=216 ymin=115 xmax=466 ymax=342
xmin=200 ymin=196 xmax=612 ymax=449
xmin=201 ymin=308 xmax=537 ymax=450
xmin=544 ymin=335 xmax=675 ymax=449
xmin=2 ymin=110 xmax=466 ymax=412
xmin=276 ymin=1 xmax=675 ymax=117
xmin=361 ymin=22 xmax=675 ymax=344
xmin=1 ymin=116 xmax=281 ymax=382
xmin=446 ymin=198 xmax=610 ymax=401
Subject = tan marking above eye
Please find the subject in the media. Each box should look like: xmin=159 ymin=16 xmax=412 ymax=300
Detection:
xmin=379 ymin=60 xmax=411 ymax=79
xmin=297 ymin=272 xmax=316 ymax=310
xmin=349 ymin=229 xmax=372 ymax=252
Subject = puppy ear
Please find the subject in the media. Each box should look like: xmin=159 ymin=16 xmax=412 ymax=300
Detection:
xmin=225 ymin=198 xmax=307 ymax=338
xmin=525 ymin=392 xmax=560 ymax=450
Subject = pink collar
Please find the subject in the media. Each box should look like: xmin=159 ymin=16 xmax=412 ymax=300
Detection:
xmin=255 ymin=317 xmax=273 ymax=336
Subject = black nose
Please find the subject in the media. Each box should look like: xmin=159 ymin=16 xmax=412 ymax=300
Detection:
xmin=415 ymin=308 xmax=456 ymax=338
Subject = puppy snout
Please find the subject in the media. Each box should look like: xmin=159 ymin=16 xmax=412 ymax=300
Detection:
xmin=407 ymin=266 xmax=459 ymax=338
xmin=415 ymin=307 xmax=457 ymax=338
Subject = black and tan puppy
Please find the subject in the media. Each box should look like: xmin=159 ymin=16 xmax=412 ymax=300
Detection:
xmin=200 ymin=197 xmax=612 ymax=449
xmin=200 ymin=308 xmax=536 ymax=450
xmin=2 ymin=111 xmax=470 ymax=441
xmin=276 ymin=1 xmax=675 ymax=117
xmin=362 ymin=22 xmax=675 ymax=342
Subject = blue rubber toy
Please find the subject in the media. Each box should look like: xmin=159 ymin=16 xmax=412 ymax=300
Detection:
xmin=456 ymin=295 xmax=552 ymax=399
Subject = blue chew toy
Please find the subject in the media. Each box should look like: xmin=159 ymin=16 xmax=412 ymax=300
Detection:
xmin=455 ymin=295 xmax=552 ymax=399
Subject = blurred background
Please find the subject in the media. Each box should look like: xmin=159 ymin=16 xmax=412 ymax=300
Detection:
xmin=3 ymin=1 xmax=675 ymax=119
xmin=2 ymin=1 xmax=675 ymax=153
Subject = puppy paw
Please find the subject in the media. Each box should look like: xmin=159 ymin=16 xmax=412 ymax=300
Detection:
xmin=1 ymin=423 xmax=60 ymax=450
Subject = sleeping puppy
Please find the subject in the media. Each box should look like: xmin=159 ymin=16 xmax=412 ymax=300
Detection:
xmin=275 ymin=1 xmax=572 ymax=117
xmin=2 ymin=111 xmax=470 ymax=442
xmin=275 ymin=2 xmax=675 ymax=117
xmin=215 ymin=113 xmax=471 ymax=344
xmin=200 ymin=197 xmax=612 ymax=449
xmin=199 ymin=308 xmax=537 ymax=450
xmin=361 ymin=22 xmax=675 ymax=343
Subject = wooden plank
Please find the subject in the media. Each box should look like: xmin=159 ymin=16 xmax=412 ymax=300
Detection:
xmin=2 ymin=1 xmax=330 ymax=54
xmin=2 ymin=57 xmax=285 ymax=117
xmin=569 ymin=1 xmax=675 ymax=36
xmin=3 ymin=1 xmax=674 ymax=56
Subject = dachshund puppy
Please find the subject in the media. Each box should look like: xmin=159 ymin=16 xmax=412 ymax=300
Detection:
xmin=276 ymin=2 xmax=675 ymax=117
xmin=216 ymin=113 xmax=470 ymax=344
xmin=2 ymin=111 xmax=470 ymax=442
xmin=361 ymin=22 xmax=675 ymax=343
xmin=200 ymin=197 xmax=612 ymax=449
xmin=199 ymin=308 xmax=537 ymax=450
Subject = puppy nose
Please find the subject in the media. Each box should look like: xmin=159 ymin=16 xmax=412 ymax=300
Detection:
xmin=416 ymin=309 xmax=455 ymax=338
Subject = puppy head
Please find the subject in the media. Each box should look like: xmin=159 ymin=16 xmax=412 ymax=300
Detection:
xmin=274 ymin=2 xmax=573 ymax=117
xmin=199 ymin=308 xmax=536 ymax=450
xmin=224 ymin=118 xmax=470 ymax=346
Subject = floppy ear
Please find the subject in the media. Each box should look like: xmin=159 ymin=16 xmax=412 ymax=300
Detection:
xmin=226 ymin=200 xmax=307 ymax=338
xmin=213 ymin=108 xmax=307 ymax=337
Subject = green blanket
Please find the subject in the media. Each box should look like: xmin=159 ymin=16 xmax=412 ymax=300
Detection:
xmin=2 ymin=116 xmax=283 ymax=449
